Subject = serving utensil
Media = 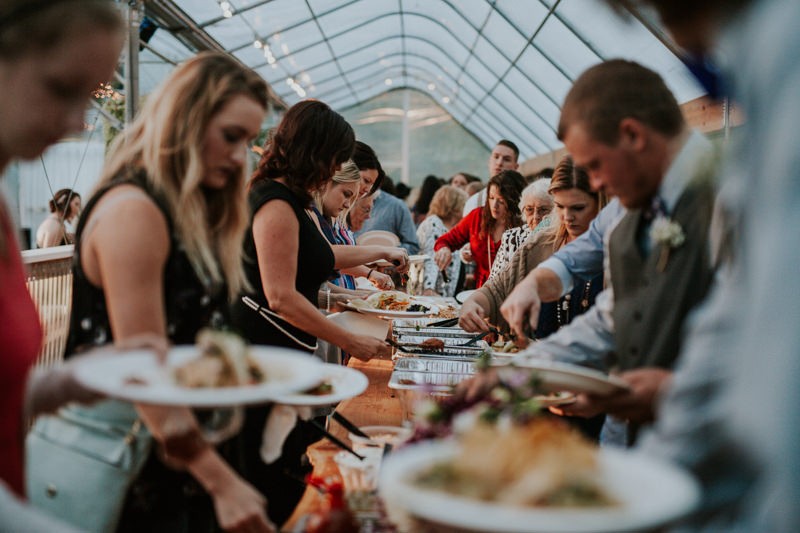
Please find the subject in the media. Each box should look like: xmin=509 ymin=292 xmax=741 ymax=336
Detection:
xmin=305 ymin=419 xmax=365 ymax=461
xmin=331 ymin=410 xmax=370 ymax=439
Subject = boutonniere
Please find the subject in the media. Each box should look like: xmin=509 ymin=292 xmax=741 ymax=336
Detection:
xmin=650 ymin=216 xmax=685 ymax=272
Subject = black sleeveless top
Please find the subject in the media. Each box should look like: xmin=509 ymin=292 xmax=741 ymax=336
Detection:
xmin=230 ymin=179 xmax=335 ymax=351
xmin=65 ymin=169 xmax=229 ymax=357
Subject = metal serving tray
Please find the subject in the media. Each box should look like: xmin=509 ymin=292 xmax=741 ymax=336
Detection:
xmin=392 ymin=327 xmax=474 ymax=339
xmin=394 ymin=357 xmax=476 ymax=374
xmin=392 ymin=317 xmax=458 ymax=329
xmin=392 ymin=335 xmax=487 ymax=349
xmin=388 ymin=370 xmax=473 ymax=391
xmin=394 ymin=345 xmax=485 ymax=358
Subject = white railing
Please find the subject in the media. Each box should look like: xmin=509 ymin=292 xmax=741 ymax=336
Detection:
xmin=22 ymin=245 xmax=74 ymax=368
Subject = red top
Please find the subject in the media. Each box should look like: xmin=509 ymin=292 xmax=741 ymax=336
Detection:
xmin=434 ymin=207 xmax=501 ymax=288
xmin=0 ymin=206 xmax=42 ymax=497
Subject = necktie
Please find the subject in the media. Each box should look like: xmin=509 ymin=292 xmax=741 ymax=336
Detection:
xmin=638 ymin=196 xmax=667 ymax=256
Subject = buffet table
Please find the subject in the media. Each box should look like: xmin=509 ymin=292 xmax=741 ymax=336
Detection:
xmin=284 ymin=355 xmax=402 ymax=530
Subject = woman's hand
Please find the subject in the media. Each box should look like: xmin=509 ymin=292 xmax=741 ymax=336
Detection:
xmin=209 ymin=471 xmax=275 ymax=532
xmin=460 ymin=246 xmax=473 ymax=263
xmin=434 ymin=247 xmax=452 ymax=271
xmin=422 ymin=289 xmax=439 ymax=296
xmin=368 ymin=270 xmax=394 ymax=290
xmin=458 ymin=300 xmax=490 ymax=333
xmin=186 ymin=448 xmax=275 ymax=532
xmin=384 ymin=247 xmax=410 ymax=274
xmin=344 ymin=335 xmax=392 ymax=362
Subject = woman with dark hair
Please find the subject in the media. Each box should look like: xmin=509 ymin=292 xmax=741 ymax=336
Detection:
xmin=230 ymin=101 xmax=404 ymax=527
xmin=412 ymin=175 xmax=444 ymax=225
xmin=434 ymin=170 xmax=525 ymax=288
xmin=351 ymin=140 xmax=385 ymax=197
xmin=36 ymin=188 xmax=81 ymax=247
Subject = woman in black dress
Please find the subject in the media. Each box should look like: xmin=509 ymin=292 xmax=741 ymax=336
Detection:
xmin=230 ymin=100 xmax=407 ymax=526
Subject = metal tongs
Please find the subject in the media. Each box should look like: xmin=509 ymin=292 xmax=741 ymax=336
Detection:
xmin=459 ymin=324 xmax=511 ymax=346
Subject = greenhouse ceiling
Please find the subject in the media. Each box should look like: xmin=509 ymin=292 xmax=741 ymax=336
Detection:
xmin=142 ymin=0 xmax=705 ymax=159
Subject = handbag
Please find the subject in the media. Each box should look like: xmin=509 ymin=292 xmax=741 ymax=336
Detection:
xmin=26 ymin=401 xmax=152 ymax=533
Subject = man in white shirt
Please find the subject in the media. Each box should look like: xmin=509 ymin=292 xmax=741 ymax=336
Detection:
xmin=462 ymin=139 xmax=520 ymax=216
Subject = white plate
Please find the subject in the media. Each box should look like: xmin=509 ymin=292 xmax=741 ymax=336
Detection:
xmin=533 ymin=391 xmax=577 ymax=408
xmin=498 ymin=358 xmax=630 ymax=396
xmin=278 ymin=363 xmax=368 ymax=406
xmin=73 ymin=345 xmax=325 ymax=407
xmin=342 ymin=305 xmax=431 ymax=318
xmin=455 ymin=289 xmax=476 ymax=304
xmin=380 ymin=440 xmax=700 ymax=533
xmin=408 ymin=254 xmax=430 ymax=263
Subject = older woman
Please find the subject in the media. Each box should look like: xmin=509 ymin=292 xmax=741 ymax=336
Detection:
xmin=408 ymin=185 xmax=467 ymax=296
xmin=434 ymin=170 xmax=525 ymax=288
xmin=488 ymin=178 xmax=554 ymax=280
xmin=459 ymin=155 xmax=605 ymax=339
xmin=35 ymin=188 xmax=81 ymax=247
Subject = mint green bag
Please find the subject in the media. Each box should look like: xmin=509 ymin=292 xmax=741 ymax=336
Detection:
xmin=26 ymin=402 xmax=152 ymax=533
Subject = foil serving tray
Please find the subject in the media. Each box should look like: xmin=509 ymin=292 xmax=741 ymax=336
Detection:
xmin=388 ymin=370 xmax=473 ymax=391
xmin=394 ymin=357 xmax=476 ymax=374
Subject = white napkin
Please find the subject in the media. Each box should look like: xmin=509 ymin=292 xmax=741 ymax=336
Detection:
xmin=260 ymin=404 xmax=312 ymax=463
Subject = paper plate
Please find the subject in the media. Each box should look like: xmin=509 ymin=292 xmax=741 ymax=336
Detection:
xmin=73 ymin=345 xmax=325 ymax=407
xmin=380 ymin=440 xmax=700 ymax=533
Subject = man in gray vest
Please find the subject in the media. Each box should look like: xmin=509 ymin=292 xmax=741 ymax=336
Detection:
xmin=514 ymin=59 xmax=717 ymax=444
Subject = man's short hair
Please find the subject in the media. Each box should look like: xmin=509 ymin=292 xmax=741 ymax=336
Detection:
xmin=496 ymin=139 xmax=520 ymax=161
xmin=557 ymin=59 xmax=684 ymax=145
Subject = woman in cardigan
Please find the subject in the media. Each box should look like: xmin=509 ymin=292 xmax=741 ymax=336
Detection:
xmin=433 ymin=170 xmax=525 ymax=288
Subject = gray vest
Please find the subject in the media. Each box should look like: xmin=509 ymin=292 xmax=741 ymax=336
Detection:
xmin=609 ymin=179 xmax=716 ymax=371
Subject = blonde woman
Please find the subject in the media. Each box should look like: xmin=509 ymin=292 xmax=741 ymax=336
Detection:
xmin=408 ymin=185 xmax=467 ymax=296
xmin=52 ymin=53 xmax=272 ymax=532
xmin=310 ymin=161 xmax=394 ymax=291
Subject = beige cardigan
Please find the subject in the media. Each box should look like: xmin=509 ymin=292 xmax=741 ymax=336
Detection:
xmin=478 ymin=230 xmax=556 ymax=330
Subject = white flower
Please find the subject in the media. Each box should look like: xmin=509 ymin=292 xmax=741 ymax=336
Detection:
xmin=650 ymin=217 xmax=685 ymax=248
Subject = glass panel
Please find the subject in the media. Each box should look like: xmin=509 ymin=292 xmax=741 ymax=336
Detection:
xmin=502 ymin=68 xmax=562 ymax=129
xmin=554 ymin=2 xmax=703 ymax=102
xmin=492 ymin=83 xmax=556 ymax=143
xmin=308 ymin=0 xmax=392 ymax=21
xmin=403 ymin=16 xmax=471 ymax=62
xmin=405 ymin=39 xmax=467 ymax=72
xmin=173 ymin=0 xmax=222 ymax=23
xmin=442 ymin=0 xmax=492 ymax=29
xmin=204 ymin=16 xmax=259 ymax=50
xmin=482 ymin=9 xmax=528 ymax=60
xmin=515 ymin=46 xmax=572 ymax=106
xmin=327 ymin=15 xmax=402 ymax=54
xmin=534 ymin=17 xmax=600 ymax=82
xmin=268 ymin=20 xmax=325 ymax=61
xmin=246 ymin=0 xmax=312 ymax=37
xmin=493 ymin=0 xmax=550 ymax=38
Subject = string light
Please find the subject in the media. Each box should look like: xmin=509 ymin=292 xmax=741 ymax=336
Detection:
xmin=286 ymin=77 xmax=306 ymax=98
xmin=218 ymin=1 xmax=233 ymax=18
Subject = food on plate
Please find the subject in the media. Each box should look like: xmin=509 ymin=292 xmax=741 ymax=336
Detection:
xmin=434 ymin=305 xmax=459 ymax=319
xmin=174 ymin=330 xmax=265 ymax=388
xmin=491 ymin=336 xmax=520 ymax=353
xmin=363 ymin=291 xmax=431 ymax=313
xmin=415 ymin=418 xmax=615 ymax=507
xmin=303 ymin=380 xmax=334 ymax=396
xmin=419 ymin=338 xmax=445 ymax=351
